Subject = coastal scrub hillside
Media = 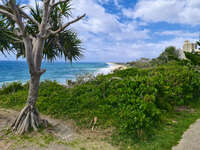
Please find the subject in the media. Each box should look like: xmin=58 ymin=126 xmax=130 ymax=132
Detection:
xmin=1 ymin=61 xmax=200 ymax=141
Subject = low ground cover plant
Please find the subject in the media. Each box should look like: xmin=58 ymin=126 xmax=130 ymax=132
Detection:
xmin=0 ymin=62 xmax=200 ymax=139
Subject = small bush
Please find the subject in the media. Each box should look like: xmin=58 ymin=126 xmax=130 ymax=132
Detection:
xmin=66 ymin=72 xmax=96 ymax=87
xmin=0 ymin=82 xmax=24 ymax=94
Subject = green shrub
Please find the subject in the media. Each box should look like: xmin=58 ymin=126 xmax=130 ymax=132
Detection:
xmin=0 ymin=82 xmax=24 ymax=95
xmin=184 ymin=52 xmax=200 ymax=65
xmin=0 ymin=62 xmax=200 ymax=139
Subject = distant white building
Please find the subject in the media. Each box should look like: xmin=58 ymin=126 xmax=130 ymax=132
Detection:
xmin=183 ymin=40 xmax=197 ymax=52
xmin=179 ymin=40 xmax=199 ymax=59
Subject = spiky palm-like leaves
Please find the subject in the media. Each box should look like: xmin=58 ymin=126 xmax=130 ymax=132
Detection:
xmin=0 ymin=1 xmax=83 ymax=62
xmin=0 ymin=16 xmax=19 ymax=53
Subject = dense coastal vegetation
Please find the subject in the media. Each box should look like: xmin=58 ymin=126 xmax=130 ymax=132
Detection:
xmin=1 ymin=55 xmax=200 ymax=149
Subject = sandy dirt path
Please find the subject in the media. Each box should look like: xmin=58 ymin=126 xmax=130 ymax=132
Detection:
xmin=0 ymin=108 xmax=117 ymax=150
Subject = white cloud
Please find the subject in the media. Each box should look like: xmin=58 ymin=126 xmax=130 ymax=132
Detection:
xmin=1 ymin=0 xmax=197 ymax=62
xmin=68 ymin=0 xmax=152 ymax=62
xmin=0 ymin=36 xmax=194 ymax=62
xmin=108 ymin=21 xmax=150 ymax=41
xmin=124 ymin=0 xmax=200 ymax=25
xmin=97 ymin=0 xmax=109 ymax=4
xmin=155 ymin=30 xmax=199 ymax=38
xmin=114 ymin=0 xmax=121 ymax=8
xmin=71 ymin=0 xmax=120 ymax=33
xmin=58 ymin=0 xmax=200 ymax=62
xmin=79 ymin=36 xmax=196 ymax=62
xmin=122 ymin=8 xmax=134 ymax=18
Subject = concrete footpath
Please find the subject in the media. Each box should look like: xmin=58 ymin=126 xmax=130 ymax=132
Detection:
xmin=172 ymin=119 xmax=200 ymax=150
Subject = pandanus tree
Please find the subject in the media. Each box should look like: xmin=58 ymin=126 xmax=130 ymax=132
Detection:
xmin=0 ymin=0 xmax=85 ymax=134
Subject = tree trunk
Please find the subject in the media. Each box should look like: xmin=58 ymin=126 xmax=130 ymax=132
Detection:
xmin=11 ymin=73 xmax=48 ymax=134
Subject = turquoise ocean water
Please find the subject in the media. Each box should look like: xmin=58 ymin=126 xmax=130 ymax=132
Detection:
xmin=0 ymin=61 xmax=109 ymax=86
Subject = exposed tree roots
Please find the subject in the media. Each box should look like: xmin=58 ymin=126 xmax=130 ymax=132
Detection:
xmin=11 ymin=105 xmax=48 ymax=134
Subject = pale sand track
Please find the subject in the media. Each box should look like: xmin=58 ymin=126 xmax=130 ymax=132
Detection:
xmin=172 ymin=119 xmax=200 ymax=150
xmin=0 ymin=108 xmax=117 ymax=150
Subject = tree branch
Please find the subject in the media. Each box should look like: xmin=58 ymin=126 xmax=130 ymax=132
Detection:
xmin=13 ymin=39 xmax=23 ymax=43
xmin=6 ymin=30 xmax=23 ymax=42
xmin=0 ymin=7 xmax=15 ymax=20
xmin=0 ymin=5 xmax=13 ymax=14
xmin=8 ymin=2 xmax=26 ymax=36
xmin=18 ymin=9 xmax=40 ymax=27
xmin=39 ymin=69 xmax=46 ymax=75
xmin=50 ymin=14 xmax=86 ymax=35
xmin=8 ymin=1 xmax=35 ymax=72
xmin=39 ymin=0 xmax=51 ymax=36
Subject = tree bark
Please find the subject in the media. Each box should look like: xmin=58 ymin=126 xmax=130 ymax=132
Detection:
xmin=27 ymin=74 xmax=40 ymax=106
xmin=11 ymin=74 xmax=48 ymax=134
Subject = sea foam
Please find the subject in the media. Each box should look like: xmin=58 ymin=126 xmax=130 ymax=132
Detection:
xmin=94 ymin=63 xmax=119 ymax=75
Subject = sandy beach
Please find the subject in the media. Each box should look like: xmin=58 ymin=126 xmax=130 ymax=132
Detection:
xmin=107 ymin=62 xmax=128 ymax=71
xmin=94 ymin=62 xmax=127 ymax=76
xmin=0 ymin=62 xmax=128 ymax=87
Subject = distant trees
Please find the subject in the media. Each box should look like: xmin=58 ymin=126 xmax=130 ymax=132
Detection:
xmin=127 ymin=46 xmax=180 ymax=68
xmin=157 ymin=46 xmax=180 ymax=63
xmin=127 ymin=58 xmax=151 ymax=68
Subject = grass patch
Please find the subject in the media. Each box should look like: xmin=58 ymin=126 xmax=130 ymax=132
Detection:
xmin=0 ymin=127 xmax=64 ymax=149
xmin=112 ymin=107 xmax=200 ymax=150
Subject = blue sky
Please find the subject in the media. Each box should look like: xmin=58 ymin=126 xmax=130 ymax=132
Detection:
xmin=1 ymin=0 xmax=200 ymax=62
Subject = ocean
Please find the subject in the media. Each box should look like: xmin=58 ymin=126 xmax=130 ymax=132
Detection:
xmin=0 ymin=61 xmax=111 ymax=86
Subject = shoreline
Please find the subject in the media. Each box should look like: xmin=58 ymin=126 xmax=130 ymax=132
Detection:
xmin=107 ymin=62 xmax=128 ymax=70
xmin=0 ymin=62 xmax=128 ymax=87
xmin=94 ymin=62 xmax=127 ymax=76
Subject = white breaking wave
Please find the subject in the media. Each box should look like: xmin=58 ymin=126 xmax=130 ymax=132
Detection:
xmin=94 ymin=63 xmax=118 ymax=76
